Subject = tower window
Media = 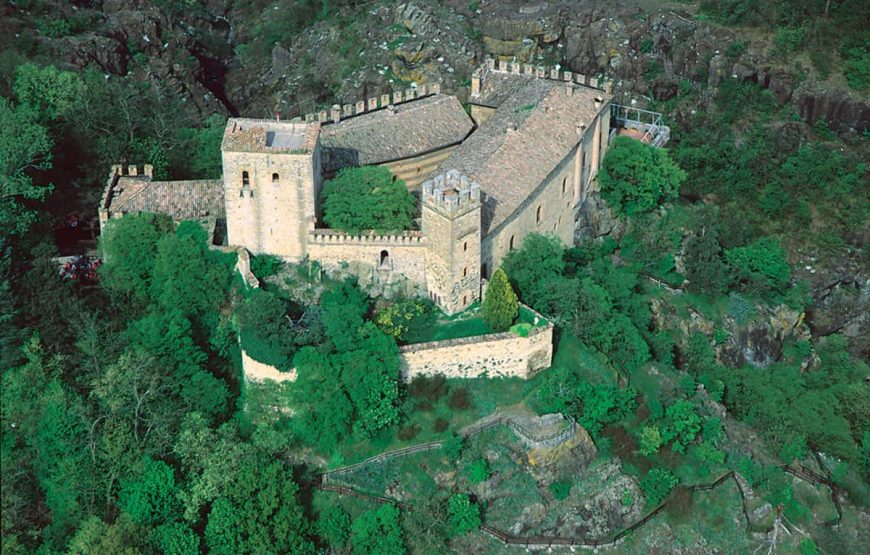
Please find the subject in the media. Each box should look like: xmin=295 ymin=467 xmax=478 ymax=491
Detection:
xmin=481 ymin=263 xmax=488 ymax=279
xmin=536 ymin=205 xmax=542 ymax=224
xmin=379 ymin=249 xmax=391 ymax=269
xmin=242 ymin=171 xmax=250 ymax=186
xmin=463 ymin=267 xmax=467 ymax=278
xmin=562 ymin=177 xmax=567 ymax=195
xmin=463 ymin=241 xmax=468 ymax=252
xmin=463 ymin=295 xmax=467 ymax=306
xmin=272 ymin=172 xmax=279 ymax=183
xmin=509 ymin=235 xmax=515 ymax=251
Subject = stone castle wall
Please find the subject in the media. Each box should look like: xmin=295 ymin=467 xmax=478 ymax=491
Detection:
xmin=307 ymin=229 xmax=428 ymax=287
xmin=398 ymin=317 xmax=554 ymax=380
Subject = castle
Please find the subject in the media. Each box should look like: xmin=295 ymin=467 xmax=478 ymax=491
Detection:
xmin=99 ymin=60 xmax=613 ymax=315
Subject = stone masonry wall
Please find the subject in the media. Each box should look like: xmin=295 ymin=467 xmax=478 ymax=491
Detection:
xmin=398 ymin=317 xmax=554 ymax=380
xmin=307 ymin=229 xmax=428 ymax=287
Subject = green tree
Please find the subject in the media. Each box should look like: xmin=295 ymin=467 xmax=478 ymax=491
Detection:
xmin=292 ymin=347 xmax=354 ymax=452
xmin=320 ymin=278 xmax=369 ymax=352
xmin=447 ymin=494 xmax=481 ymax=535
xmin=99 ymin=214 xmax=172 ymax=305
xmin=501 ymin=233 xmax=566 ymax=310
xmin=466 ymin=459 xmax=490 ymax=483
xmin=599 ymin=136 xmax=686 ymax=214
xmin=119 ymin=458 xmax=179 ymax=526
xmin=639 ymin=468 xmax=679 ymax=506
xmin=663 ymin=400 xmax=702 ymax=453
xmin=638 ymin=426 xmax=663 ymax=456
xmin=482 ymin=267 xmax=519 ymax=331
xmin=151 ymin=522 xmax=200 ymax=555
xmin=236 ymin=289 xmax=296 ymax=370
xmin=724 ymin=236 xmax=791 ymax=297
xmin=684 ymin=225 xmax=728 ymax=295
xmin=317 ymin=505 xmax=351 ymax=550
xmin=0 ymin=99 xmax=53 ymax=236
xmin=171 ymin=112 xmax=226 ymax=179
xmin=350 ymin=504 xmax=405 ymax=555
xmin=321 ymin=166 xmax=416 ymax=234
xmin=13 ymin=63 xmax=84 ymax=122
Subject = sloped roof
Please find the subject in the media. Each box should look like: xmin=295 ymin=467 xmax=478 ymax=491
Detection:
xmin=222 ymin=119 xmax=320 ymax=153
xmin=441 ymin=75 xmax=611 ymax=235
xmin=319 ymin=94 xmax=474 ymax=173
xmin=106 ymin=177 xmax=225 ymax=220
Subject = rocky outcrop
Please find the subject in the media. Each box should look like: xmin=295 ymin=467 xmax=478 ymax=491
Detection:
xmin=574 ymin=191 xmax=623 ymax=243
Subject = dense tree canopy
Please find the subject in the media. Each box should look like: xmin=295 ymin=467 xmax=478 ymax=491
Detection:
xmin=320 ymin=166 xmax=416 ymax=234
xmin=599 ymin=136 xmax=686 ymax=215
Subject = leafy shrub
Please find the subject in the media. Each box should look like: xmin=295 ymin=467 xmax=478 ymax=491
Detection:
xmin=638 ymin=426 xmax=663 ymax=456
xmin=448 ymin=494 xmax=481 ymax=535
xmin=773 ymin=27 xmax=805 ymax=55
xmin=250 ymin=253 xmax=283 ymax=279
xmin=843 ymin=46 xmax=870 ymax=92
xmin=466 ymin=459 xmax=490 ymax=483
xmin=509 ymin=322 xmax=532 ymax=337
xmin=725 ymin=237 xmax=791 ymax=297
xmin=639 ymin=468 xmax=679 ymax=506
xmin=441 ymin=434 xmax=463 ymax=461
xmin=376 ymin=299 xmax=429 ymax=340
xmin=549 ymin=480 xmax=572 ymax=500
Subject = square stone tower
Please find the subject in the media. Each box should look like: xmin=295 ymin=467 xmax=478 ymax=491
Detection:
xmin=422 ymin=170 xmax=482 ymax=315
xmin=221 ymin=119 xmax=322 ymax=260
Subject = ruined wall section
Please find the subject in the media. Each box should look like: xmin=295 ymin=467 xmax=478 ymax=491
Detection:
xmin=399 ymin=316 xmax=554 ymax=379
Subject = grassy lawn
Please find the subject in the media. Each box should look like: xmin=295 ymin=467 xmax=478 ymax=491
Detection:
xmin=406 ymin=303 xmax=547 ymax=344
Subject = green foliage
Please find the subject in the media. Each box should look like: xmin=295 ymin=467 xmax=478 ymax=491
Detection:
xmin=320 ymin=278 xmax=369 ymax=352
xmin=599 ymin=136 xmax=686 ymax=215
xmin=13 ymin=63 xmax=84 ymax=122
xmin=549 ymin=480 xmax=572 ymax=500
xmin=119 ymin=458 xmax=178 ymax=526
xmin=638 ymin=425 xmax=663 ymax=456
xmin=773 ymin=27 xmax=806 ymax=55
xmin=99 ymin=214 xmax=172 ymax=304
xmin=466 ymin=458 xmax=490 ymax=483
xmin=151 ymin=522 xmax=200 ymax=555
xmin=502 ymin=233 xmax=565 ymax=309
xmin=536 ymin=367 xmax=637 ymax=436
xmin=448 ymin=494 xmax=481 ymax=535
xmin=482 ymin=268 xmax=519 ymax=332
xmin=725 ymin=236 xmax=791 ymax=298
xmin=350 ymin=504 xmax=404 ymax=555
xmin=249 ymin=253 xmax=284 ymax=279
xmin=843 ymin=45 xmax=870 ymax=91
xmin=684 ymin=224 xmax=727 ymax=295
xmin=321 ymin=166 xmax=416 ymax=234
xmin=375 ymin=298 xmax=429 ymax=340
xmin=640 ymin=468 xmax=679 ymax=506
xmin=441 ymin=434 xmax=464 ymax=461
xmin=236 ymin=289 xmax=296 ymax=370
xmin=662 ymin=400 xmax=703 ymax=453
xmin=171 ymin=112 xmax=226 ymax=179
xmin=317 ymin=505 xmax=351 ymax=549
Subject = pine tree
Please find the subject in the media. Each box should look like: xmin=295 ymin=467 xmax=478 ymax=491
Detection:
xmin=482 ymin=268 xmax=518 ymax=332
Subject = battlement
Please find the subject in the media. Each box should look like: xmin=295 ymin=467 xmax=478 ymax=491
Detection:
xmin=471 ymin=58 xmax=613 ymax=96
xmin=308 ymin=229 xmax=425 ymax=247
xmin=300 ymin=83 xmax=443 ymax=125
xmin=422 ymin=170 xmax=481 ymax=215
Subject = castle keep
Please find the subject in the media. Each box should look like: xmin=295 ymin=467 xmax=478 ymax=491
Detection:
xmin=100 ymin=60 xmax=613 ymax=315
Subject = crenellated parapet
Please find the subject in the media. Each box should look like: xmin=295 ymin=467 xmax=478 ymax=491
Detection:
xmin=308 ymin=229 xmax=425 ymax=247
xmin=300 ymin=83 xmax=443 ymax=125
xmin=421 ymin=169 xmax=481 ymax=216
xmin=472 ymin=57 xmax=613 ymax=95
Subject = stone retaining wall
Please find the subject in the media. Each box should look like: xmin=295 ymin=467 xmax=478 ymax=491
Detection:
xmin=398 ymin=315 xmax=553 ymax=379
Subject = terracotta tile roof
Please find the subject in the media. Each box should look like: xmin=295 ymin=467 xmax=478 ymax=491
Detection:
xmin=320 ymin=94 xmax=474 ymax=173
xmin=222 ymin=119 xmax=320 ymax=153
xmin=441 ymin=75 xmax=612 ymax=235
xmin=107 ymin=177 xmax=225 ymax=220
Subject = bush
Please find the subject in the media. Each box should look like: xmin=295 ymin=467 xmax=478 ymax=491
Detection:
xmin=250 ymin=254 xmax=283 ymax=279
xmin=549 ymin=480 xmax=572 ymax=500
xmin=441 ymin=434 xmax=463 ymax=461
xmin=448 ymin=494 xmax=481 ymax=535
xmin=843 ymin=46 xmax=870 ymax=92
xmin=375 ymin=299 xmax=429 ymax=340
xmin=773 ymin=27 xmax=805 ymax=55
xmin=639 ymin=468 xmax=679 ymax=506
xmin=725 ymin=236 xmax=791 ymax=297
xmin=466 ymin=459 xmax=490 ymax=483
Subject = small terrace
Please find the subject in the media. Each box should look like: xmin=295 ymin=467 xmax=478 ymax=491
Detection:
xmin=610 ymin=104 xmax=671 ymax=147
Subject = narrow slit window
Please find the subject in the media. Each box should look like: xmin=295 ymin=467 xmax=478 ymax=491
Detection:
xmin=272 ymin=172 xmax=279 ymax=183
xmin=242 ymin=171 xmax=250 ymax=186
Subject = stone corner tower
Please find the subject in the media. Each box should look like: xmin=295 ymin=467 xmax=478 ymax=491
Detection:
xmin=421 ymin=170 xmax=482 ymax=315
xmin=221 ymin=118 xmax=322 ymax=261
